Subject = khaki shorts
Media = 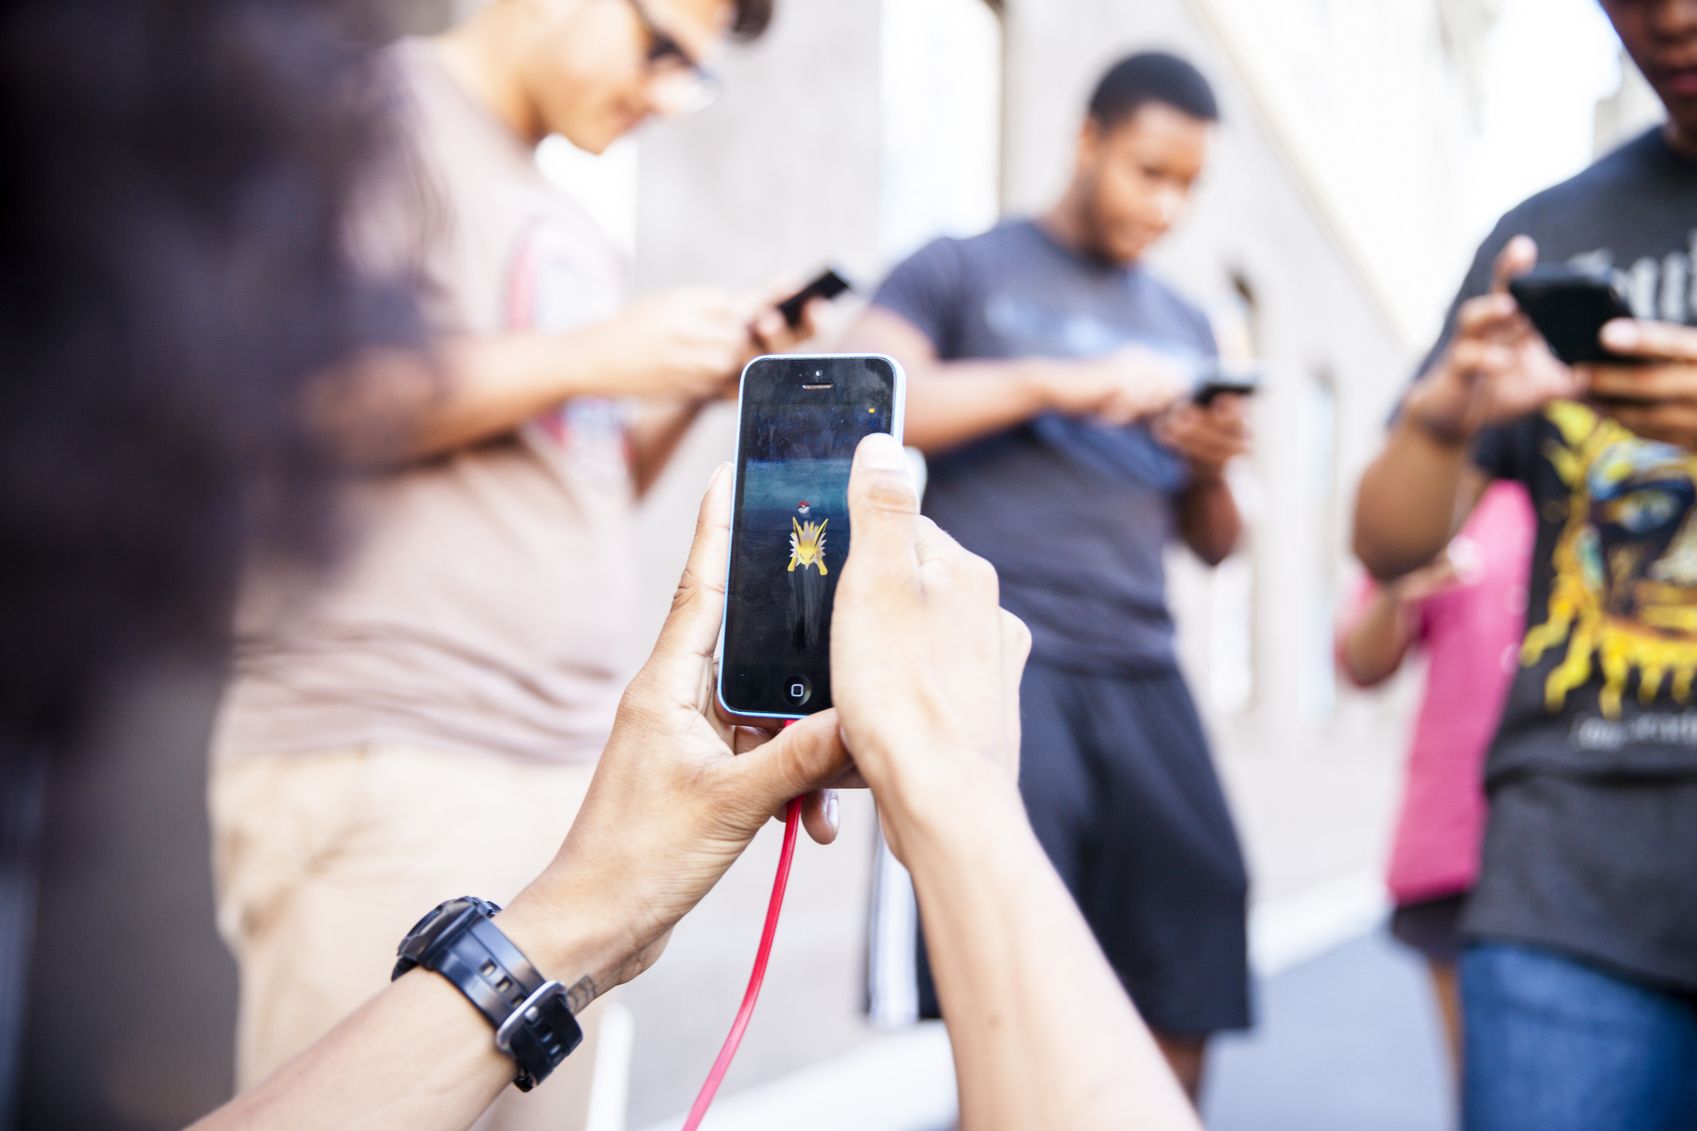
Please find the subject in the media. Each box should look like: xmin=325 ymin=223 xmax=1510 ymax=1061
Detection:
xmin=210 ymin=744 xmax=607 ymax=1131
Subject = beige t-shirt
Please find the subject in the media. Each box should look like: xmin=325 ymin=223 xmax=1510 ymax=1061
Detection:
xmin=214 ymin=40 xmax=638 ymax=764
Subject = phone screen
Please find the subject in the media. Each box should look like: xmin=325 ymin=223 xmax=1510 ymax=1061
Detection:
xmin=719 ymin=354 xmax=903 ymax=718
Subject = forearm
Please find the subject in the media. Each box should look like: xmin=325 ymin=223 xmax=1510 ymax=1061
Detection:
xmin=899 ymin=779 xmax=1201 ymax=1131
xmin=193 ymin=895 xmax=630 ymax=1131
xmin=1177 ymin=474 xmax=1241 ymax=566
xmin=393 ymin=327 xmax=640 ymax=462
xmin=1339 ymin=591 xmax=1414 ymax=686
xmin=902 ymin=359 xmax=1057 ymax=453
xmin=1352 ymin=414 xmax=1478 ymax=580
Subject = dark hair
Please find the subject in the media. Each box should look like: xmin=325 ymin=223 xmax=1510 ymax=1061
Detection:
xmin=1087 ymin=51 xmax=1220 ymax=130
xmin=730 ymin=0 xmax=774 ymax=40
xmin=0 ymin=0 xmax=419 ymax=754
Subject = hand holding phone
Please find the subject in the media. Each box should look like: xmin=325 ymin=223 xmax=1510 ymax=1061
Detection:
xmin=1192 ymin=359 xmax=1262 ymax=406
xmin=1579 ymin=318 xmax=1697 ymax=448
xmin=718 ymin=354 xmax=906 ymax=719
xmin=1403 ymin=236 xmax=1582 ymax=444
xmin=775 ymin=268 xmax=854 ymax=331
xmin=1508 ymin=264 xmax=1642 ymax=367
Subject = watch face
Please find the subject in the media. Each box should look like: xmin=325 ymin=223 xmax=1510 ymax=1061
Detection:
xmin=406 ymin=901 xmax=454 ymax=940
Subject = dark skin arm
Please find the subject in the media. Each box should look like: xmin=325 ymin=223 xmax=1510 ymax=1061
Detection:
xmin=840 ymin=307 xmax=1187 ymax=456
xmin=1157 ymin=395 xmax=1250 ymax=566
xmin=1353 ymin=237 xmax=1577 ymax=579
xmin=1337 ymin=557 xmax=1458 ymax=686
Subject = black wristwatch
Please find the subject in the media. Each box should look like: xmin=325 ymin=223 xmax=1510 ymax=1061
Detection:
xmin=393 ymin=896 xmax=583 ymax=1090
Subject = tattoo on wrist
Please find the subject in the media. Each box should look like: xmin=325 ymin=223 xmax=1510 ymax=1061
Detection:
xmin=565 ymin=975 xmax=597 ymax=1015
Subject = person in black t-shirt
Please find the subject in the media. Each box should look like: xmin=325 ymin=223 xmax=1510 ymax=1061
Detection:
xmin=1353 ymin=3 xmax=1697 ymax=1127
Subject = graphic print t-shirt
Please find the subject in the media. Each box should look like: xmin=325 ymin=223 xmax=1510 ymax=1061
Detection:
xmin=871 ymin=219 xmax=1218 ymax=674
xmin=213 ymin=40 xmax=637 ymax=764
xmin=1420 ymin=127 xmax=1697 ymax=988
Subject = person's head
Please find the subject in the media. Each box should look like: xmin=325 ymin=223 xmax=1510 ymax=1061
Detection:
xmin=491 ymin=0 xmax=773 ymax=151
xmin=1064 ymin=51 xmax=1219 ymax=265
xmin=1599 ymin=0 xmax=1697 ymax=148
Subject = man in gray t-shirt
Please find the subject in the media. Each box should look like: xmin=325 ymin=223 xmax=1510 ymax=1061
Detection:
xmin=849 ymin=52 xmax=1252 ymax=1097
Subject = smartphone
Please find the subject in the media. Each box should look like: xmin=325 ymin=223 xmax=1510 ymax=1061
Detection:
xmin=1193 ymin=359 xmax=1262 ymax=405
xmin=774 ymin=268 xmax=854 ymax=330
xmin=1508 ymin=265 xmax=1642 ymax=366
xmin=718 ymin=354 xmax=906 ymax=720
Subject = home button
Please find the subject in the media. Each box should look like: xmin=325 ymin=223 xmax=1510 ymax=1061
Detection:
xmin=782 ymin=675 xmax=813 ymax=707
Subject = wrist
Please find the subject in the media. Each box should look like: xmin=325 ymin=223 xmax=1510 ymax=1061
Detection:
xmin=496 ymin=882 xmax=646 ymax=1015
xmin=1402 ymin=369 xmax=1476 ymax=450
xmin=1016 ymin=362 xmax=1061 ymax=415
xmin=895 ymin=771 xmax=1037 ymax=888
xmin=877 ymin=755 xmax=1026 ymax=855
xmin=1186 ymin=462 xmax=1231 ymax=489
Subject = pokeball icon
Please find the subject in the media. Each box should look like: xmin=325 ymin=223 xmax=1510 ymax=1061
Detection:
xmin=797 ymin=500 xmax=811 ymax=517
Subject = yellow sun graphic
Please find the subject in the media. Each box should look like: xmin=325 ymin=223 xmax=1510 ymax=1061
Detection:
xmin=1522 ymin=401 xmax=1697 ymax=719
xmin=789 ymin=517 xmax=829 ymax=575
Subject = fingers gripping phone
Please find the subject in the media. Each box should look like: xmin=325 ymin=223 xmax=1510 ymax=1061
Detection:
xmin=718 ymin=354 xmax=906 ymax=720
xmin=1192 ymin=359 xmax=1262 ymax=406
xmin=1508 ymin=265 xmax=1643 ymax=366
xmin=774 ymin=268 xmax=853 ymax=330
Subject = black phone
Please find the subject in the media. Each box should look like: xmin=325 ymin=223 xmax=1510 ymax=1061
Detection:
xmin=717 ymin=353 xmax=906 ymax=720
xmin=774 ymin=268 xmax=853 ymax=330
xmin=1193 ymin=360 xmax=1262 ymax=405
xmin=1508 ymin=265 xmax=1641 ymax=366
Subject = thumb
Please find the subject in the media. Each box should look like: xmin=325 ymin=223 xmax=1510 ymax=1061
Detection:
xmin=844 ymin=433 xmax=921 ymax=591
xmin=731 ymin=710 xmax=852 ymax=817
xmin=651 ymin=463 xmax=733 ymax=662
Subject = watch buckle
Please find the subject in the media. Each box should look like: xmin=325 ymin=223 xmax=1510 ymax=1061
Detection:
xmin=494 ymin=978 xmax=567 ymax=1055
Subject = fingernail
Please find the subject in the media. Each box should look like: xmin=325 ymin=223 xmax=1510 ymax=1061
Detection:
xmin=859 ymin=432 xmax=906 ymax=470
xmin=710 ymin=461 xmax=732 ymax=485
xmin=1602 ymin=320 xmax=1638 ymax=349
xmin=824 ymin=791 xmax=840 ymax=834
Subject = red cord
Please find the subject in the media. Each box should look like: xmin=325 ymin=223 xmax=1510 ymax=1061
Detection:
xmin=680 ymin=793 xmax=804 ymax=1130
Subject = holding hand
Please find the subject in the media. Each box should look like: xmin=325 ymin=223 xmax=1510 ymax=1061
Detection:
xmin=1045 ymin=347 xmax=1189 ymax=426
xmin=1404 ymin=236 xmax=1582 ymax=445
xmin=1156 ymin=393 xmax=1251 ymax=482
xmin=500 ymin=465 xmax=850 ymax=1000
xmin=605 ymin=289 xmax=765 ymax=401
xmin=830 ymin=433 xmax=1031 ymax=862
xmin=1582 ymin=319 xmax=1697 ymax=448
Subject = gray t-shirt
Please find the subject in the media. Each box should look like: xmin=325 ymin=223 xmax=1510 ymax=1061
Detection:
xmin=1420 ymin=127 xmax=1697 ymax=990
xmin=872 ymin=219 xmax=1217 ymax=674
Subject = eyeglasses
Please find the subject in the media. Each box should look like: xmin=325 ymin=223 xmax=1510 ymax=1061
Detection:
xmin=622 ymin=0 xmax=721 ymax=116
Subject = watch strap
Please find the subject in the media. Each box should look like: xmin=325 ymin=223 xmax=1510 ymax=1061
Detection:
xmin=393 ymin=897 xmax=583 ymax=1091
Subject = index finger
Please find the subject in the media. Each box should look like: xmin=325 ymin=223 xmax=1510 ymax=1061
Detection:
xmin=1491 ymin=235 xmax=1538 ymax=295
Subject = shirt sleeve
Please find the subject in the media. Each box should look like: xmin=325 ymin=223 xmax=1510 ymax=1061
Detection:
xmin=868 ymin=237 xmax=968 ymax=358
xmin=345 ymin=79 xmax=462 ymax=334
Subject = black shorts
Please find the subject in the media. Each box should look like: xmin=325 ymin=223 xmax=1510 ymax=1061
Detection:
xmin=912 ymin=660 xmax=1252 ymax=1035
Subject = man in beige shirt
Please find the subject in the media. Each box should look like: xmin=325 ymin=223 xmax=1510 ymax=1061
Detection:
xmin=209 ymin=2 xmax=808 ymax=1125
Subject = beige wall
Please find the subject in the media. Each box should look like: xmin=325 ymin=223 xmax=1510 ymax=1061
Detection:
xmin=632 ymin=0 xmax=1427 ymax=742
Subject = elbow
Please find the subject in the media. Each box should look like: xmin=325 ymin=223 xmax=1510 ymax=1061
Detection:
xmin=1350 ymin=495 xmax=1408 ymax=581
xmin=1339 ymin=656 xmax=1393 ymax=690
xmin=1352 ymin=527 xmax=1417 ymax=583
xmin=1196 ymin=543 xmax=1232 ymax=569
